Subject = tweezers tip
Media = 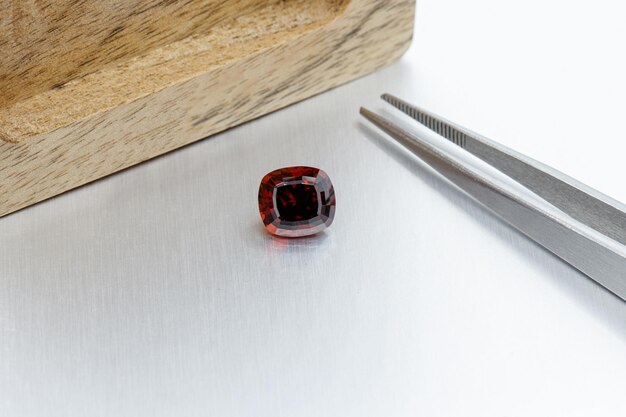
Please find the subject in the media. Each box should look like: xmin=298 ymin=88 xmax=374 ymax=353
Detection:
xmin=359 ymin=106 xmax=373 ymax=118
xmin=359 ymin=107 xmax=398 ymax=136
xmin=359 ymin=107 xmax=385 ymax=127
xmin=380 ymin=93 xmax=394 ymax=102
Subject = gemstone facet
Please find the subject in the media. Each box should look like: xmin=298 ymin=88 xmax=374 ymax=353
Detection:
xmin=258 ymin=166 xmax=336 ymax=237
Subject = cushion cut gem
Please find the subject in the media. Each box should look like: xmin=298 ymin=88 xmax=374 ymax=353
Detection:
xmin=258 ymin=166 xmax=336 ymax=237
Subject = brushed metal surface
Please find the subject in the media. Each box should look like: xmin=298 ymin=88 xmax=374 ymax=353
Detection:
xmin=2 ymin=1 xmax=626 ymax=416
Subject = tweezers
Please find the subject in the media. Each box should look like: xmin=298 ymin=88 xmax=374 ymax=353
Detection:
xmin=360 ymin=94 xmax=626 ymax=301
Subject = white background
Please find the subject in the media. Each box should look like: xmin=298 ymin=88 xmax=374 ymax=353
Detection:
xmin=2 ymin=1 xmax=626 ymax=416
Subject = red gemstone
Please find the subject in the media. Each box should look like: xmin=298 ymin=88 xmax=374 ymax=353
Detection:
xmin=258 ymin=166 xmax=336 ymax=237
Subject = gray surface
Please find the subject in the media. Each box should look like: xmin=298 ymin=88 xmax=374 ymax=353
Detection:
xmin=2 ymin=1 xmax=626 ymax=416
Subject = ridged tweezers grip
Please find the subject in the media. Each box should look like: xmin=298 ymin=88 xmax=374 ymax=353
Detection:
xmin=382 ymin=94 xmax=468 ymax=148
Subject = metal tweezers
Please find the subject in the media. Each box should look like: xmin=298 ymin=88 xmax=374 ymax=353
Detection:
xmin=361 ymin=94 xmax=626 ymax=301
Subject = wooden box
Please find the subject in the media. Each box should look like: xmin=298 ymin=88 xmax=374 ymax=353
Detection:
xmin=0 ymin=0 xmax=415 ymax=217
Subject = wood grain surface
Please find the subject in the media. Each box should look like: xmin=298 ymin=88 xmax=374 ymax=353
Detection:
xmin=0 ymin=0 xmax=414 ymax=217
xmin=0 ymin=0 xmax=280 ymax=107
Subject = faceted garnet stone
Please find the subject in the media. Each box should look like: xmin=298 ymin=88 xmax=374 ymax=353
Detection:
xmin=258 ymin=166 xmax=336 ymax=237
